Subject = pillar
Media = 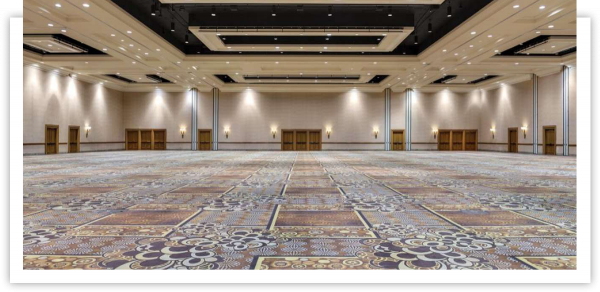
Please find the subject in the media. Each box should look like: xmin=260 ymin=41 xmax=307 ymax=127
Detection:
xmin=562 ymin=66 xmax=570 ymax=156
xmin=384 ymin=88 xmax=391 ymax=151
xmin=190 ymin=88 xmax=198 ymax=150
xmin=532 ymin=74 xmax=539 ymax=154
xmin=405 ymin=88 xmax=413 ymax=151
xmin=212 ymin=88 xmax=219 ymax=151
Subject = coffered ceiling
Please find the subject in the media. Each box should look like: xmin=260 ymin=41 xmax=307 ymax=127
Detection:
xmin=23 ymin=0 xmax=577 ymax=93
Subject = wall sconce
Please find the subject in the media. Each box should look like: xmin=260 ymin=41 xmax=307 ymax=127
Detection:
xmin=433 ymin=129 xmax=438 ymax=139
xmin=326 ymin=128 xmax=331 ymax=139
xmin=521 ymin=126 xmax=527 ymax=139
xmin=271 ymin=129 xmax=277 ymax=139
xmin=85 ymin=126 xmax=91 ymax=138
xmin=224 ymin=128 xmax=230 ymax=139
xmin=180 ymin=127 xmax=186 ymax=138
xmin=373 ymin=129 xmax=379 ymax=139
xmin=490 ymin=128 xmax=496 ymax=139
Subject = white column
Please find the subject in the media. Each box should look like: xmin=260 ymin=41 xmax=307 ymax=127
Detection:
xmin=405 ymin=88 xmax=413 ymax=151
xmin=190 ymin=88 xmax=198 ymax=151
xmin=532 ymin=74 xmax=539 ymax=154
xmin=562 ymin=66 xmax=570 ymax=156
xmin=384 ymin=88 xmax=391 ymax=151
xmin=212 ymin=88 xmax=219 ymax=151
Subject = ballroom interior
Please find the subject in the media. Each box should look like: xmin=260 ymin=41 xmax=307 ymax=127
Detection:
xmin=22 ymin=0 xmax=577 ymax=270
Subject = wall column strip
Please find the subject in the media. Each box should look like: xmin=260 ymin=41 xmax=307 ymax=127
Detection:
xmin=212 ymin=88 xmax=219 ymax=151
xmin=405 ymin=88 xmax=413 ymax=151
xmin=190 ymin=88 xmax=198 ymax=151
xmin=532 ymin=74 xmax=539 ymax=154
xmin=384 ymin=88 xmax=391 ymax=151
xmin=562 ymin=66 xmax=570 ymax=156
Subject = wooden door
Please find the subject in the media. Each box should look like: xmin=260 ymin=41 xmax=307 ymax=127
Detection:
xmin=295 ymin=131 xmax=308 ymax=151
xmin=126 ymin=130 xmax=139 ymax=150
xmin=309 ymin=131 xmax=321 ymax=151
xmin=464 ymin=130 xmax=477 ymax=151
xmin=45 ymin=125 xmax=59 ymax=154
xmin=438 ymin=130 xmax=450 ymax=151
xmin=543 ymin=126 xmax=556 ymax=155
xmin=68 ymin=126 xmax=79 ymax=153
xmin=153 ymin=130 xmax=166 ymax=150
xmin=508 ymin=128 xmax=518 ymax=153
xmin=140 ymin=130 xmax=152 ymax=150
xmin=198 ymin=130 xmax=212 ymax=151
xmin=452 ymin=131 xmax=464 ymax=151
xmin=392 ymin=130 xmax=404 ymax=151
xmin=282 ymin=131 xmax=294 ymax=151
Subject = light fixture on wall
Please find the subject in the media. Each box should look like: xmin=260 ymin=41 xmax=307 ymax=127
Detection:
xmin=521 ymin=126 xmax=527 ymax=139
xmin=271 ymin=128 xmax=277 ymax=139
xmin=85 ymin=126 xmax=91 ymax=138
xmin=326 ymin=128 xmax=332 ymax=139
xmin=180 ymin=126 xmax=186 ymax=138
xmin=490 ymin=128 xmax=496 ymax=139
xmin=225 ymin=128 xmax=230 ymax=139
xmin=373 ymin=128 xmax=379 ymax=139
xmin=433 ymin=129 xmax=438 ymax=139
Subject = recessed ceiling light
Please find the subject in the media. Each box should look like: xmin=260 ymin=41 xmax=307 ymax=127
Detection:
xmin=467 ymin=62 xmax=472 ymax=65
xmin=55 ymin=3 xmax=61 ymax=8
xmin=539 ymin=5 xmax=546 ymax=10
xmin=226 ymin=61 xmax=229 ymax=64
xmin=82 ymin=3 xmax=90 ymax=8
xmin=515 ymin=62 xmax=519 ymax=65
xmin=48 ymin=23 xmax=54 ymax=27
xmin=487 ymin=34 xmax=493 ymax=38
xmin=548 ymin=25 xmax=554 ymax=28
xmin=471 ymin=31 xmax=476 ymax=35
xmin=443 ymin=49 xmax=447 ymax=52
xmin=513 ymin=5 xmax=520 ymax=9
xmin=61 ymin=29 xmax=67 ymax=33
xmin=177 ymin=61 xmax=181 ymax=64
xmin=494 ymin=49 xmax=499 ymax=53
xmin=536 ymin=31 xmax=541 ymax=34
xmin=469 ymin=45 xmax=474 ymax=48
xmin=132 ymin=61 xmax=136 ymax=64
xmin=156 ymin=49 xmax=160 ymax=51
xmin=275 ymin=61 xmax=279 ymax=64
xmin=127 ymin=30 xmax=132 ymax=34
xmin=102 ymin=48 xmax=107 ymax=51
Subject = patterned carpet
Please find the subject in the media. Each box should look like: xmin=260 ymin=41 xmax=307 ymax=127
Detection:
xmin=23 ymin=151 xmax=577 ymax=270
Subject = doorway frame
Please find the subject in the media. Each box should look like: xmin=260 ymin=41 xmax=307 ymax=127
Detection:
xmin=198 ymin=129 xmax=213 ymax=151
xmin=280 ymin=129 xmax=322 ymax=151
xmin=68 ymin=125 xmax=80 ymax=153
xmin=45 ymin=124 xmax=60 ymax=154
xmin=543 ymin=125 xmax=557 ymax=155
xmin=391 ymin=129 xmax=405 ymax=151
xmin=125 ymin=129 xmax=141 ymax=150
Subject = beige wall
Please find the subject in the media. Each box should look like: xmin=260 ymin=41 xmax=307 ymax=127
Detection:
xmin=23 ymin=66 xmax=124 ymax=154
xmin=411 ymin=90 xmax=481 ymax=150
xmin=479 ymin=79 xmax=534 ymax=153
xmin=24 ymin=66 xmax=577 ymax=155
xmin=218 ymin=90 xmax=385 ymax=150
xmin=123 ymin=90 xmax=206 ymax=150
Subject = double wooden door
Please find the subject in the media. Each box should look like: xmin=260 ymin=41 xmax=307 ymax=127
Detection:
xmin=126 ymin=129 xmax=166 ymax=150
xmin=45 ymin=125 xmax=59 ymax=154
xmin=68 ymin=126 xmax=80 ymax=153
xmin=438 ymin=129 xmax=478 ymax=151
xmin=391 ymin=130 xmax=405 ymax=151
xmin=281 ymin=130 xmax=321 ymax=151
xmin=543 ymin=126 xmax=556 ymax=155
xmin=198 ymin=129 xmax=212 ymax=151
xmin=508 ymin=128 xmax=518 ymax=153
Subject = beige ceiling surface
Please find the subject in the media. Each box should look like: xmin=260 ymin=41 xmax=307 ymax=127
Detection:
xmin=23 ymin=0 xmax=576 ymax=92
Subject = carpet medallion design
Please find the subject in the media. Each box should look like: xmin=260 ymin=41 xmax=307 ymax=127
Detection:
xmin=23 ymin=151 xmax=576 ymax=270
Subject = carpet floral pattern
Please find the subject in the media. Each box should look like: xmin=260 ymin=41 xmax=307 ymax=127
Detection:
xmin=23 ymin=151 xmax=576 ymax=270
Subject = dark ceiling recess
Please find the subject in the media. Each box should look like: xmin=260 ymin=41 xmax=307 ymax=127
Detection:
xmin=220 ymin=36 xmax=383 ymax=45
xmin=105 ymin=74 xmax=136 ymax=83
xmin=468 ymin=75 xmax=498 ymax=84
xmin=367 ymin=75 xmax=389 ymax=84
xmin=432 ymin=75 xmax=457 ymax=84
xmin=499 ymin=35 xmax=576 ymax=56
xmin=244 ymin=75 xmax=361 ymax=80
xmin=215 ymin=74 xmax=237 ymax=83
xmin=109 ymin=0 xmax=493 ymax=56
xmin=23 ymin=34 xmax=106 ymax=55
xmin=146 ymin=74 xmax=172 ymax=83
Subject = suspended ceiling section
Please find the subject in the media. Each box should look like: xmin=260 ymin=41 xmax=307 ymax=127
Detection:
xmin=23 ymin=0 xmax=577 ymax=93
xmin=109 ymin=0 xmax=493 ymax=55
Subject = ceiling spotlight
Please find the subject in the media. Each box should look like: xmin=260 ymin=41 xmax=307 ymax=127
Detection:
xmin=55 ymin=3 xmax=61 ymax=8
xmin=296 ymin=5 xmax=304 ymax=12
xmin=388 ymin=6 xmax=393 ymax=17
xmin=272 ymin=5 xmax=277 ymax=16
xmin=414 ymin=35 xmax=419 ymax=45
xmin=82 ymin=3 xmax=90 ymax=8
xmin=170 ymin=21 xmax=175 ymax=32
xmin=548 ymin=25 xmax=554 ymax=28
xmin=185 ymin=34 xmax=189 ymax=43
xmin=211 ymin=6 xmax=216 ymax=16
xmin=428 ymin=21 xmax=432 ymax=33
xmin=127 ymin=30 xmax=132 ymax=34
xmin=471 ymin=31 xmax=476 ymax=35
xmin=47 ymin=23 xmax=54 ymax=27
xmin=539 ymin=5 xmax=546 ymax=10
xmin=513 ymin=5 xmax=520 ymax=9
xmin=328 ymin=6 xmax=333 ymax=16
xmin=61 ymin=29 xmax=67 ymax=33
xmin=447 ymin=5 xmax=452 ymax=17
xmin=150 ymin=4 xmax=156 ymax=15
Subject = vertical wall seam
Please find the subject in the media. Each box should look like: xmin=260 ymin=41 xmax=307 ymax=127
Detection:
xmin=532 ymin=74 xmax=538 ymax=154
xmin=562 ymin=66 xmax=569 ymax=156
